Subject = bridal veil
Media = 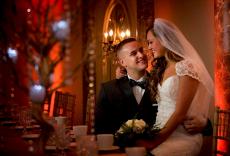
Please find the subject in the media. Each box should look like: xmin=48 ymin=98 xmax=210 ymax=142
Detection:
xmin=153 ymin=18 xmax=214 ymax=117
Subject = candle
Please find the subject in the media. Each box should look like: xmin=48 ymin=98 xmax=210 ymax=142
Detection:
xmin=108 ymin=29 xmax=113 ymax=37
xmin=120 ymin=31 xmax=125 ymax=40
xmin=108 ymin=29 xmax=114 ymax=41
xmin=104 ymin=32 xmax=108 ymax=42
xmin=125 ymin=29 xmax=130 ymax=37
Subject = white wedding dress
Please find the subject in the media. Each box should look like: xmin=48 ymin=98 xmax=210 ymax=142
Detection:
xmin=151 ymin=60 xmax=203 ymax=156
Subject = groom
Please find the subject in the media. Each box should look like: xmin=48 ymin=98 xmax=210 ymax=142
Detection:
xmin=95 ymin=38 xmax=156 ymax=134
xmin=94 ymin=38 xmax=211 ymax=135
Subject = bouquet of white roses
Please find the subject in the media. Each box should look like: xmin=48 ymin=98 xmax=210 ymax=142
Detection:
xmin=114 ymin=119 xmax=160 ymax=148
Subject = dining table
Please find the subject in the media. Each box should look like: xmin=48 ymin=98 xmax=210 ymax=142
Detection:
xmin=0 ymin=121 xmax=127 ymax=156
xmin=100 ymin=154 xmax=126 ymax=156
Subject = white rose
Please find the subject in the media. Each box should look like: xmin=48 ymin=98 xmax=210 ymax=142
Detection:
xmin=125 ymin=120 xmax=134 ymax=127
xmin=117 ymin=127 xmax=124 ymax=134
xmin=134 ymin=119 xmax=146 ymax=128
xmin=133 ymin=119 xmax=146 ymax=133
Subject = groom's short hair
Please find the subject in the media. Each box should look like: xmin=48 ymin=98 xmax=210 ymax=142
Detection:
xmin=115 ymin=38 xmax=136 ymax=56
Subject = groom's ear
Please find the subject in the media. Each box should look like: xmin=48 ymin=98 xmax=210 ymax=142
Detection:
xmin=118 ymin=58 xmax=124 ymax=66
xmin=120 ymin=60 xmax=128 ymax=69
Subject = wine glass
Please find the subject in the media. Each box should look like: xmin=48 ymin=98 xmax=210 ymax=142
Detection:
xmin=19 ymin=109 xmax=31 ymax=134
xmin=55 ymin=125 xmax=71 ymax=156
xmin=76 ymin=135 xmax=98 ymax=156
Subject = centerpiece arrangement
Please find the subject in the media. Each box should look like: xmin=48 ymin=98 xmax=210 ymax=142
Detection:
xmin=0 ymin=0 xmax=92 ymax=152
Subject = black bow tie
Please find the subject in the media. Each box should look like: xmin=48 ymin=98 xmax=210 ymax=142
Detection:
xmin=129 ymin=79 xmax=146 ymax=89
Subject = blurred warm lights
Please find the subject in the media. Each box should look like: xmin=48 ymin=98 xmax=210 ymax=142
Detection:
xmin=29 ymin=84 xmax=46 ymax=103
xmin=125 ymin=29 xmax=130 ymax=37
xmin=103 ymin=28 xmax=130 ymax=42
xmin=104 ymin=32 xmax=108 ymax=39
xmin=7 ymin=47 xmax=18 ymax=63
xmin=120 ymin=31 xmax=125 ymax=39
xmin=108 ymin=29 xmax=114 ymax=37
xmin=27 ymin=8 xmax=31 ymax=13
xmin=52 ymin=20 xmax=70 ymax=40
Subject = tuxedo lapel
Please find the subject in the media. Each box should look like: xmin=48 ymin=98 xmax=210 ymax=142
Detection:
xmin=118 ymin=76 xmax=138 ymax=106
xmin=139 ymin=89 xmax=151 ymax=106
xmin=138 ymin=73 xmax=154 ymax=106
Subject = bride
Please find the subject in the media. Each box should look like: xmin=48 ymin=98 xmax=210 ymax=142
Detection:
xmin=136 ymin=18 xmax=214 ymax=155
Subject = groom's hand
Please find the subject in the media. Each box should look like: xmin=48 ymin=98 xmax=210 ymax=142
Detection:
xmin=183 ymin=115 xmax=207 ymax=134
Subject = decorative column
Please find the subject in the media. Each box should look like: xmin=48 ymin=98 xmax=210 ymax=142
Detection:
xmin=214 ymin=0 xmax=230 ymax=153
xmin=136 ymin=0 xmax=154 ymax=41
xmin=83 ymin=0 xmax=97 ymax=133
xmin=136 ymin=0 xmax=154 ymax=72
xmin=215 ymin=0 xmax=230 ymax=110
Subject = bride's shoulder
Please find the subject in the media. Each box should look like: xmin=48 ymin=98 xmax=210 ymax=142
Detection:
xmin=175 ymin=59 xmax=201 ymax=81
xmin=175 ymin=59 xmax=193 ymax=69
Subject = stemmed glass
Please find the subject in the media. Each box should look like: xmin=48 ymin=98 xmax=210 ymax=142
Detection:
xmin=76 ymin=135 xmax=98 ymax=156
xmin=55 ymin=124 xmax=71 ymax=156
xmin=9 ymin=104 xmax=20 ymax=121
xmin=19 ymin=108 xmax=31 ymax=134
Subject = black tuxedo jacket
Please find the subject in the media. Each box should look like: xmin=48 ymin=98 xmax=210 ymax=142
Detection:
xmin=94 ymin=76 xmax=158 ymax=134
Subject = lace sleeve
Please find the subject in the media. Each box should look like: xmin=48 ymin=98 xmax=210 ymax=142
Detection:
xmin=175 ymin=60 xmax=201 ymax=81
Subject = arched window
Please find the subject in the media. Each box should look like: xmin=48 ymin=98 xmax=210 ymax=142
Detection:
xmin=102 ymin=2 xmax=130 ymax=81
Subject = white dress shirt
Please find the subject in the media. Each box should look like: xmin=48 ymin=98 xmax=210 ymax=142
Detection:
xmin=128 ymin=75 xmax=146 ymax=104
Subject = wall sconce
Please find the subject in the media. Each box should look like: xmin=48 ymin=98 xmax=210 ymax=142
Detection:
xmin=102 ymin=28 xmax=130 ymax=55
xmin=102 ymin=3 xmax=130 ymax=56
